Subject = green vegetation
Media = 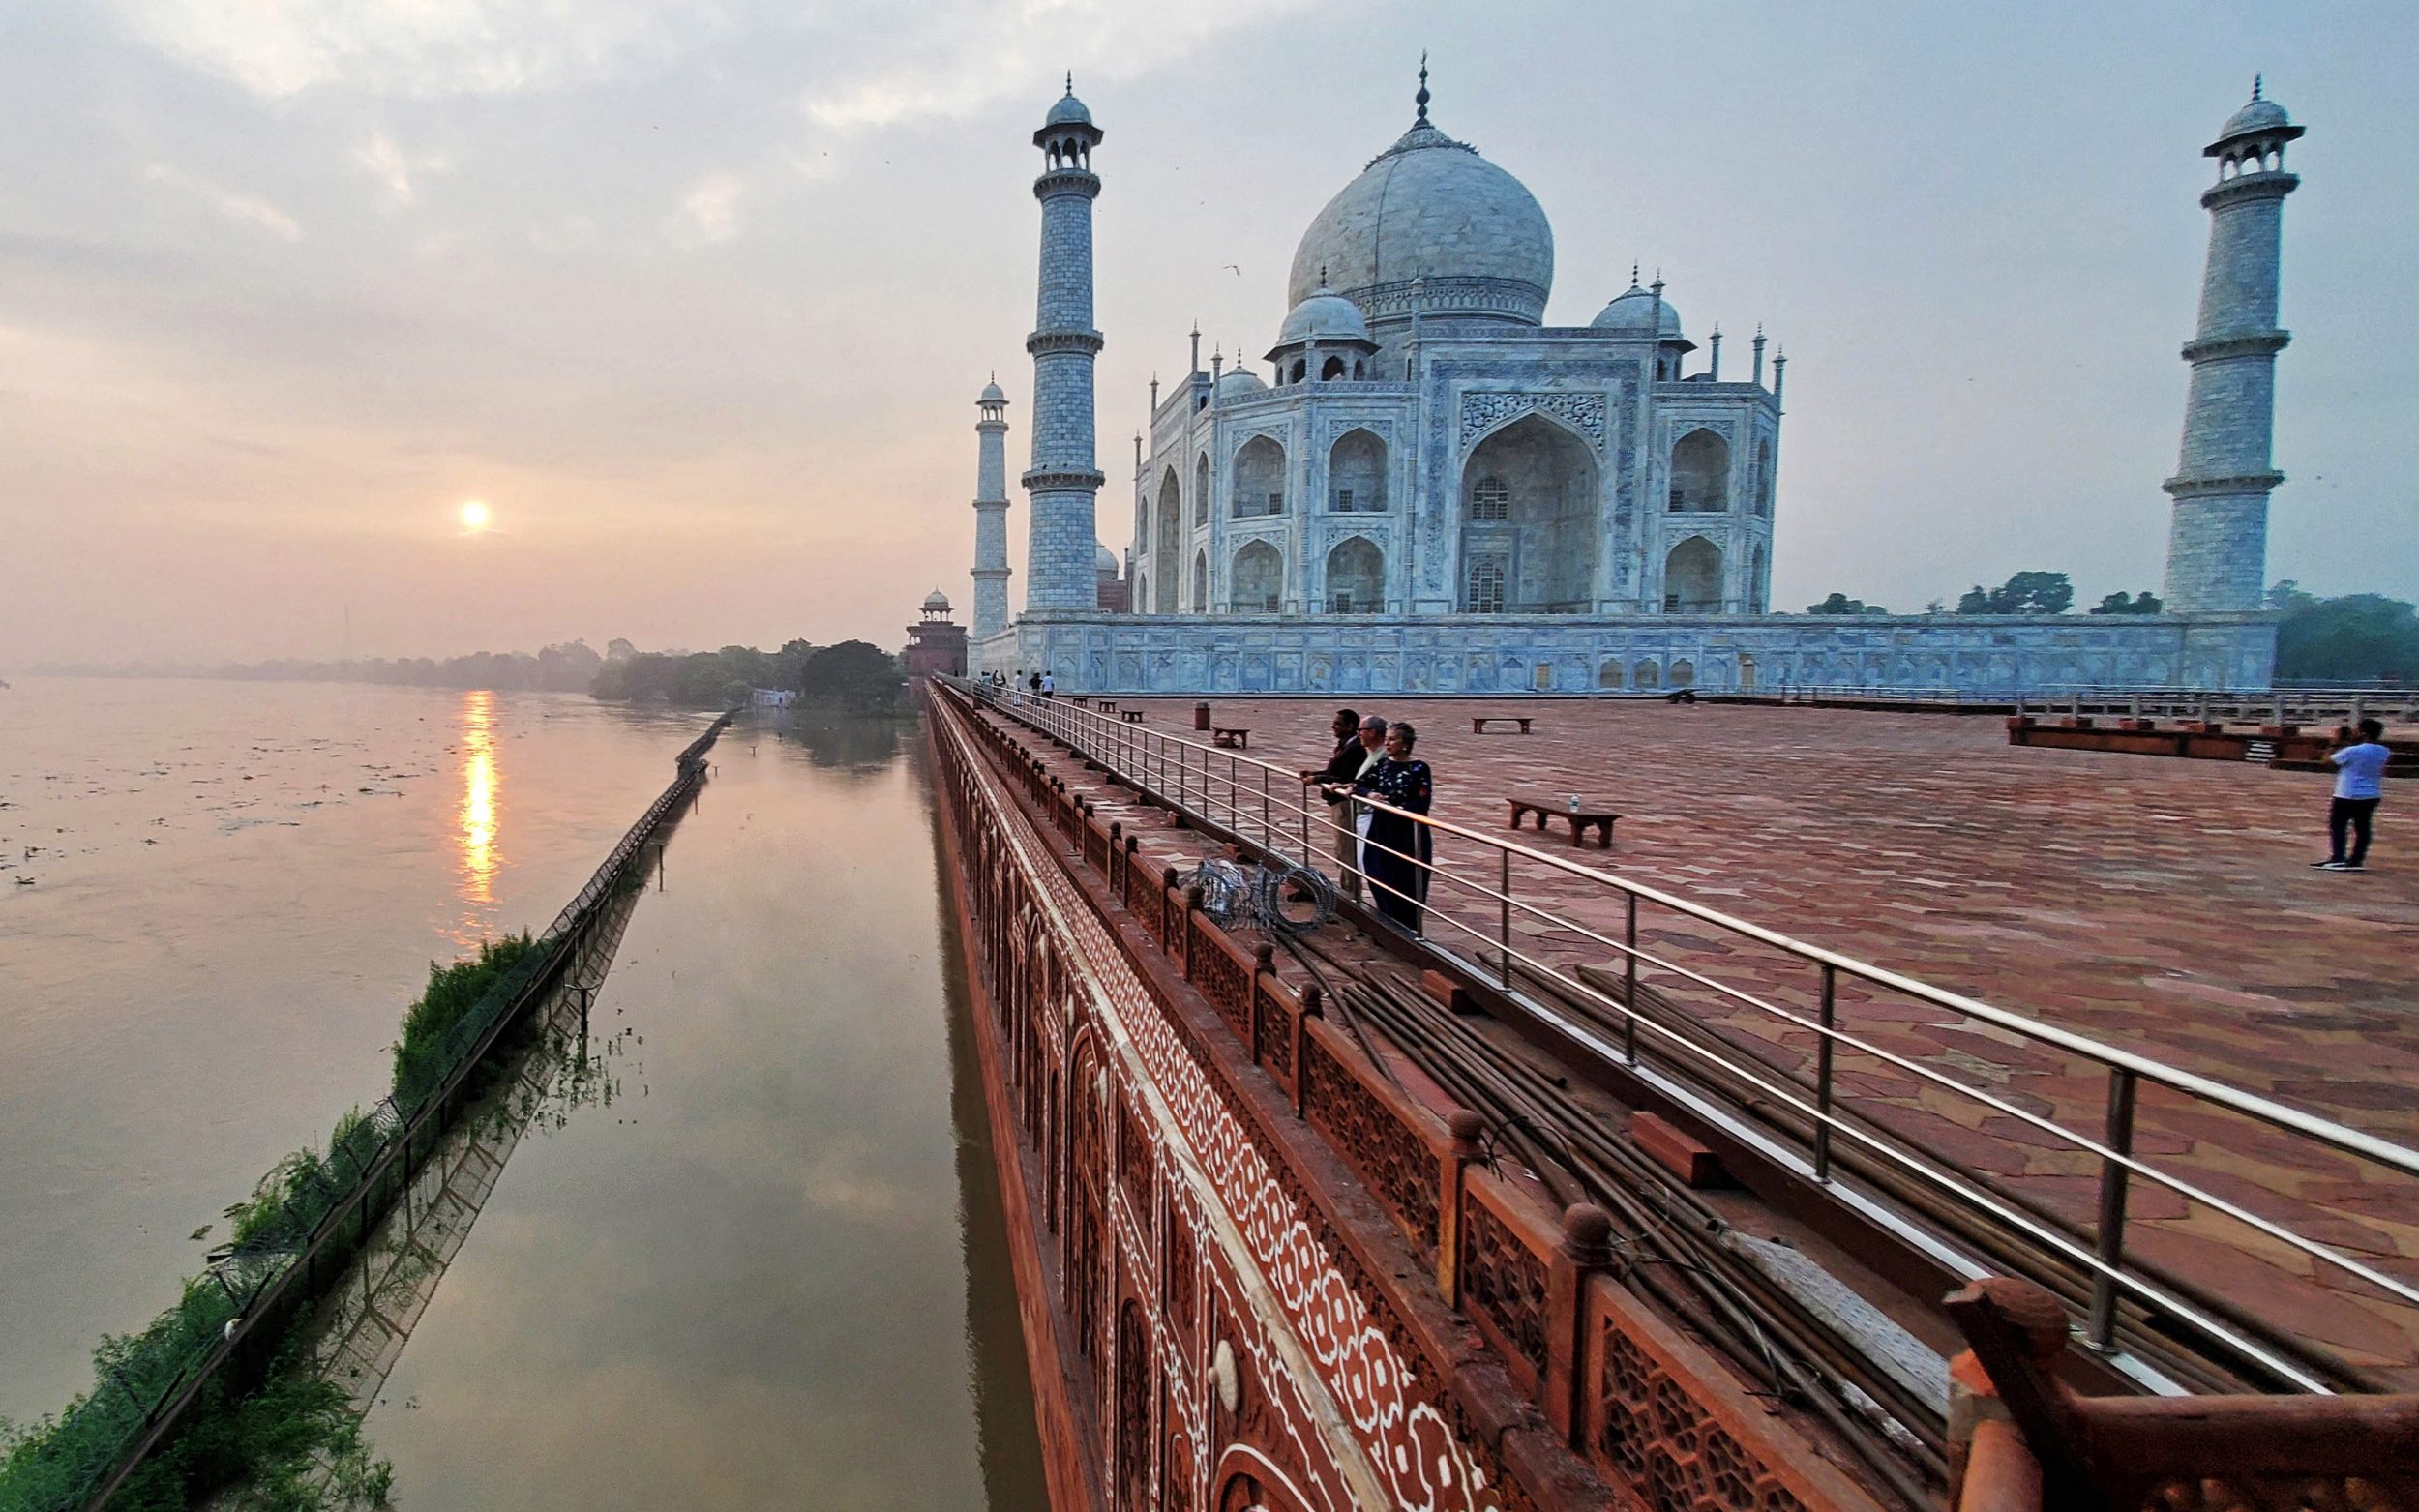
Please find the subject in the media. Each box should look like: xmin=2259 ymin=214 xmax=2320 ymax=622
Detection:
xmin=1956 ymin=571 xmax=2075 ymax=615
xmin=1806 ymin=592 xmax=1888 ymax=616
xmin=0 ymin=934 xmax=552 ymax=1512
xmin=797 ymin=640 xmax=905 ymax=711
xmin=2270 ymin=582 xmax=2419 ymax=683
xmin=588 ymin=637 xmax=905 ymax=712
xmin=2088 ymin=590 xmax=2164 ymax=614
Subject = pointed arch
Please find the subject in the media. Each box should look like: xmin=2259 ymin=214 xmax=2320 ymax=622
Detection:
xmin=1232 ymin=435 xmax=1285 ymax=519
xmin=1191 ymin=548 xmax=1208 ymax=613
xmin=1664 ymin=536 xmax=1723 ymax=612
xmin=1230 ymin=540 xmax=1283 ymax=612
xmin=1193 ymin=453 xmax=1210 ymax=529
xmin=1669 ymin=427 xmax=1730 ymax=512
xmin=1153 ymin=468 xmax=1181 ymax=612
xmin=1328 ymin=427 xmax=1387 ymax=514
xmin=1458 ymin=411 xmax=1598 ymax=612
xmin=1324 ymin=536 xmax=1383 ymax=612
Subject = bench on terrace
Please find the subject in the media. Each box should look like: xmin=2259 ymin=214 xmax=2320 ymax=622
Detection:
xmin=1507 ymin=794 xmax=1620 ymax=848
xmin=1210 ymin=726 xmax=1251 ymax=750
xmin=1472 ymin=715 xmax=1536 ymax=735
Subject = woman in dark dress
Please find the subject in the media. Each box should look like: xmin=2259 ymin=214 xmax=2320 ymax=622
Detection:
xmin=1350 ymin=722 xmax=1433 ymax=935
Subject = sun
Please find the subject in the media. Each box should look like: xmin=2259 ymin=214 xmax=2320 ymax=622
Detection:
xmin=458 ymin=500 xmax=492 ymax=532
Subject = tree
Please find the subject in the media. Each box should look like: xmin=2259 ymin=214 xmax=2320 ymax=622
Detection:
xmin=1807 ymin=592 xmax=1887 ymax=616
xmin=2089 ymin=590 xmax=2163 ymax=615
xmin=1956 ymin=572 xmax=2074 ymax=615
xmin=799 ymin=640 xmax=904 ymax=710
xmin=2275 ymin=592 xmax=2419 ymax=683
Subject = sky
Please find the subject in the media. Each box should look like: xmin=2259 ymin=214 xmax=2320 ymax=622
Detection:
xmin=0 ymin=0 xmax=2412 ymax=666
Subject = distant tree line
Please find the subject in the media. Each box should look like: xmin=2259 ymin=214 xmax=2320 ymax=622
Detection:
xmin=43 ymin=641 xmax=610 ymax=691
xmin=588 ymin=638 xmax=904 ymax=711
xmin=1807 ymin=571 xmax=2157 ymax=618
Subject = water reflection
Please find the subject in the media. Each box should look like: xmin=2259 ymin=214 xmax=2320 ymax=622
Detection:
xmin=774 ymin=710 xmax=908 ymax=773
xmin=455 ymin=690 xmax=501 ymax=943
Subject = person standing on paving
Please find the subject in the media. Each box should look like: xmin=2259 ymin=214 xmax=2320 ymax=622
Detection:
xmin=1299 ymin=708 xmax=1365 ymax=899
xmin=2316 ymin=718 xmax=2391 ymax=872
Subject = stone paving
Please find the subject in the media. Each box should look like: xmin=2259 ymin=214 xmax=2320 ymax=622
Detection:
xmin=1035 ymin=693 xmax=2419 ymax=1388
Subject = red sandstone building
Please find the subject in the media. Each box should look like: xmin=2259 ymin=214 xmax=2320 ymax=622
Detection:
xmin=902 ymin=590 xmax=968 ymax=680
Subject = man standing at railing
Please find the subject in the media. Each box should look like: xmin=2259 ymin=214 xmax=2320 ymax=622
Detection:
xmin=2315 ymin=718 xmax=2391 ymax=872
xmin=1299 ymin=708 xmax=1367 ymax=900
xmin=1040 ymin=670 xmax=1056 ymax=698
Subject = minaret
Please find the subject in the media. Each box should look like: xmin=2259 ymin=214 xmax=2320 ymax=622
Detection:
xmin=1021 ymin=77 xmax=1107 ymax=611
xmin=970 ymin=378 xmax=1012 ymax=639
xmin=2164 ymin=80 xmax=2304 ymax=613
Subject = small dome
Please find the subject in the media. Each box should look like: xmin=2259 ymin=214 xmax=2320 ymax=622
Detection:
xmin=1275 ymin=288 xmax=1372 ymax=346
xmin=979 ymin=379 xmax=1005 ymax=402
xmin=2221 ymin=96 xmax=2290 ymax=139
xmin=1095 ymin=545 xmax=1119 ymax=574
xmin=1591 ymin=282 xmax=1684 ymax=339
xmin=923 ymin=589 xmax=951 ymax=611
xmin=1046 ymin=90 xmax=1092 ymax=128
xmin=1215 ymin=366 xmax=1268 ymax=398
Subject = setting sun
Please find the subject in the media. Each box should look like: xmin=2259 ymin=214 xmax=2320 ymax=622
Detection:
xmin=458 ymin=499 xmax=492 ymax=532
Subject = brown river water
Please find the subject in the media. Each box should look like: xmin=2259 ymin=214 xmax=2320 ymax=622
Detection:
xmin=0 ymin=677 xmax=1042 ymax=1507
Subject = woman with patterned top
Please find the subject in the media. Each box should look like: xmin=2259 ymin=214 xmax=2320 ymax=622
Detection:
xmin=1348 ymin=722 xmax=1433 ymax=935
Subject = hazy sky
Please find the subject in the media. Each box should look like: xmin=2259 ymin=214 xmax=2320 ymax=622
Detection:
xmin=2 ymin=1 xmax=2411 ymax=665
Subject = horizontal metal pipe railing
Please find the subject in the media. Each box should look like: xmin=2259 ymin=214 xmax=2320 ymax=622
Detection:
xmin=941 ymin=675 xmax=2419 ymax=1392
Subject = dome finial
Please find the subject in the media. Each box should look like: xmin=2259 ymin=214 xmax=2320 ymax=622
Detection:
xmin=1628 ymin=262 xmax=1639 ymax=288
xmin=1319 ymin=262 xmax=1329 ymax=286
xmin=2251 ymin=73 xmax=2263 ymax=103
xmin=1064 ymin=71 xmax=1074 ymax=97
xmin=1414 ymin=51 xmax=1430 ymax=125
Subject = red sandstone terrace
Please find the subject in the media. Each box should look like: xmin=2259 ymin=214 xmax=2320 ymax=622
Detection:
xmin=923 ymin=681 xmax=2419 ymax=1511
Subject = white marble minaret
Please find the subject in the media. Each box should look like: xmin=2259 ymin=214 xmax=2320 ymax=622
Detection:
xmin=2164 ymin=80 xmax=2304 ymax=613
xmin=970 ymin=379 xmax=1012 ymax=638
xmin=1021 ymin=78 xmax=1105 ymax=611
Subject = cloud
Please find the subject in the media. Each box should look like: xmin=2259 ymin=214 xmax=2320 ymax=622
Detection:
xmin=353 ymin=131 xmax=451 ymax=209
xmin=668 ymin=171 xmax=746 ymax=246
xmin=104 ymin=0 xmax=717 ymax=99
xmin=140 ymin=163 xmax=302 ymax=241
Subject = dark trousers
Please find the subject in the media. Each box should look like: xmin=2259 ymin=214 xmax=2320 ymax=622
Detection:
xmin=2329 ymin=797 xmax=2381 ymax=865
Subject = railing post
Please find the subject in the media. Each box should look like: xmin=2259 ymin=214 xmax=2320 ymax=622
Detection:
xmin=1622 ymin=892 xmax=1639 ymax=1065
xmin=1547 ymin=1203 xmax=1613 ymax=1444
xmin=1438 ymin=1109 xmax=1484 ymax=1306
xmin=2088 ymin=1066 xmax=2138 ymax=1351
xmin=1498 ymin=846 xmax=1513 ymax=988
xmin=1814 ymin=962 xmax=1837 ymax=1182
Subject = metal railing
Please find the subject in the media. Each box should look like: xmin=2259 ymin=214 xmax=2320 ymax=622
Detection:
xmin=1766 ymin=684 xmax=2419 ymax=723
xmin=939 ymin=676 xmax=2419 ymax=1395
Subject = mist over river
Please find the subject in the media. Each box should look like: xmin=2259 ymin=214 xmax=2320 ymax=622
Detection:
xmin=0 ymin=678 xmax=1040 ymax=1508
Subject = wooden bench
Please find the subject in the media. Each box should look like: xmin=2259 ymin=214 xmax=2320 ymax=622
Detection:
xmin=1069 ymin=696 xmax=1091 ymax=708
xmin=1210 ymin=726 xmax=1250 ymax=750
xmin=1472 ymin=715 xmax=1535 ymax=735
xmin=1507 ymin=795 xmax=1619 ymax=848
xmin=1120 ymin=708 xmax=1145 ymax=724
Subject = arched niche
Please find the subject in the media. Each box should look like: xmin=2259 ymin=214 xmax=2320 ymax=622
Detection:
xmin=1191 ymin=548 xmax=1208 ymax=613
xmin=1670 ymin=658 xmax=1697 ymax=687
xmin=1329 ymin=428 xmax=1386 ymax=514
xmin=1231 ymin=540 xmax=1283 ymax=612
xmin=1154 ymin=468 xmax=1182 ymax=612
xmin=1598 ymin=659 xmax=1626 ymax=689
xmin=1663 ymin=536 xmax=1723 ymax=612
xmin=1232 ymin=436 xmax=1285 ymax=519
xmin=1457 ymin=412 xmax=1599 ymax=612
xmin=1633 ymin=659 xmax=1662 ymax=690
xmin=1669 ymin=428 xmax=1730 ymax=512
xmin=1193 ymin=454 xmax=1210 ymax=528
xmin=1324 ymin=536 xmax=1383 ymax=612
xmin=1750 ymin=544 xmax=1770 ymax=613
xmin=1752 ymin=437 xmax=1773 ymax=516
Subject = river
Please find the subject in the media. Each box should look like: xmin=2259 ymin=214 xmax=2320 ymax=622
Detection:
xmin=0 ymin=677 xmax=1042 ymax=1507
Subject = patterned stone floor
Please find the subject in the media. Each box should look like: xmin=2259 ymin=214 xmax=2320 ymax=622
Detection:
xmin=1040 ymin=694 xmax=2419 ymax=1388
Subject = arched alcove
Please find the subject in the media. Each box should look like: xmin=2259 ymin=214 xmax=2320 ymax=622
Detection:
xmin=1232 ymin=436 xmax=1285 ymax=519
xmin=1193 ymin=454 xmax=1210 ymax=528
xmin=1669 ymin=659 xmax=1697 ymax=687
xmin=1750 ymin=544 xmax=1769 ymax=612
xmin=1669 ymin=428 xmax=1730 ymax=512
xmin=1329 ymin=428 xmax=1387 ymax=514
xmin=1231 ymin=540 xmax=1283 ymax=611
xmin=1457 ymin=413 xmax=1599 ymax=612
xmin=1752 ymin=438 xmax=1773 ymax=517
xmin=1324 ymin=536 xmax=1383 ymax=612
xmin=1191 ymin=548 xmax=1208 ymax=612
xmin=1633 ymin=659 xmax=1661 ymax=689
xmin=1663 ymin=536 xmax=1723 ymax=612
xmin=1598 ymin=659 xmax=1626 ymax=689
xmin=1154 ymin=469 xmax=1181 ymax=612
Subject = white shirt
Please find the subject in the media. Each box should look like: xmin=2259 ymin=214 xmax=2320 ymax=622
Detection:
xmin=2332 ymin=742 xmax=2391 ymax=801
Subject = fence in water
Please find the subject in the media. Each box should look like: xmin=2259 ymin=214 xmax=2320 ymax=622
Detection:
xmin=6 ymin=712 xmax=732 ymax=1512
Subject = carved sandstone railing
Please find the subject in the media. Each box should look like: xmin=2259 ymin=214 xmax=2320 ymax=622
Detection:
xmin=938 ymin=683 xmax=1884 ymax=1512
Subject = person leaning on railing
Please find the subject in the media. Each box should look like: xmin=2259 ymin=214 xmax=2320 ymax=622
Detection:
xmin=1341 ymin=722 xmax=1432 ymax=935
xmin=1299 ymin=707 xmax=1368 ymax=899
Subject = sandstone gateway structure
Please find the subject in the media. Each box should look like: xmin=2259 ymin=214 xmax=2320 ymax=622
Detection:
xmin=970 ymin=76 xmax=2301 ymax=696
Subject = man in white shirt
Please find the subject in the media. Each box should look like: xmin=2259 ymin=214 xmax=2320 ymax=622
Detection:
xmin=2315 ymin=718 xmax=2392 ymax=872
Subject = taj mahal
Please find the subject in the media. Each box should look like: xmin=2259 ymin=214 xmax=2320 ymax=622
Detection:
xmin=966 ymin=69 xmax=2301 ymax=696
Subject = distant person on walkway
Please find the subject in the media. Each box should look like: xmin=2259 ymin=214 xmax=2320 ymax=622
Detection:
xmin=1039 ymin=671 xmax=1056 ymax=697
xmin=1299 ymin=708 xmax=1365 ymax=898
xmin=1349 ymin=722 xmax=1432 ymax=934
xmin=2315 ymin=718 xmax=2391 ymax=872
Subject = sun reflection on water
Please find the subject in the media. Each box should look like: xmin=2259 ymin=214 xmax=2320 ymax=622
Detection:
xmin=455 ymin=690 xmax=501 ymax=942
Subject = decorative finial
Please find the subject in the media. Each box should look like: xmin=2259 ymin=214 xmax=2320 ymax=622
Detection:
xmin=1629 ymin=262 xmax=1640 ymax=287
xmin=2252 ymin=73 xmax=2263 ymax=103
xmin=1319 ymin=262 xmax=1329 ymax=286
xmin=1065 ymin=71 xmax=1074 ymax=97
xmin=1415 ymin=51 xmax=1430 ymax=125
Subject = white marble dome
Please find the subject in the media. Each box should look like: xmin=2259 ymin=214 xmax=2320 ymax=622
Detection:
xmin=1590 ymin=282 xmax=1683 ymax=339
xmin=1287 ymin=120 xmax=1553 ymax=325
xmin=1215 ymin=365 xmax=1267 ymax=398
xmin=922 ymin=588 xmax=951 ymax=612
xmin=2220 ymin=96 xmax=2290 ymax=139
xmin=1275 ymin=287 xmax=1372 ymax=346
xmin=979 ymin=378 xmax=1005 ymax=402
xmin=1046 ymin=90 xmax=1092 ymax=128
xmin=1095 ymin=544 xmax=1119 ymax=574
